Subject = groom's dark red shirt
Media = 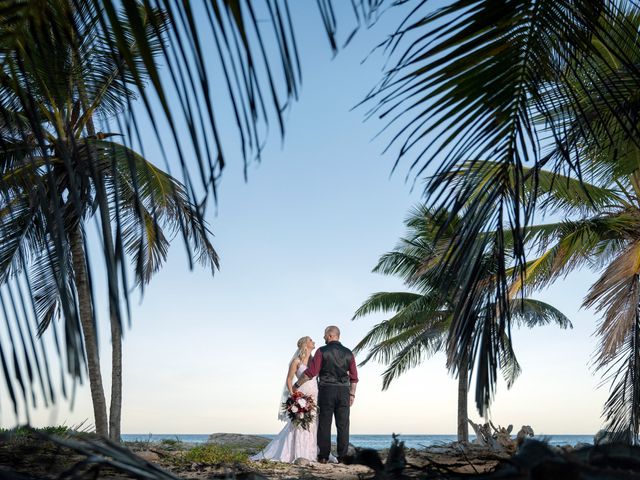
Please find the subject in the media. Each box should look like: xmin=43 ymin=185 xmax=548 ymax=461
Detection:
xmin=304 ymin=341 xmax=359 ymax=383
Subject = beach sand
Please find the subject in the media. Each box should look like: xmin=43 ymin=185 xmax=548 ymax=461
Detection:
xmin=134 ymin=445 xmax=503 ymax=479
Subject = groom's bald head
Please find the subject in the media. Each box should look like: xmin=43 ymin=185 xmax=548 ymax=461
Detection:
xmin=324 ymin=326 xmax=340 ymax=343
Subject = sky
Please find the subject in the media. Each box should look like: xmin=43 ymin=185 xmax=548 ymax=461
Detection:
xmin=1 ymin=3 xmax=608 ymax=435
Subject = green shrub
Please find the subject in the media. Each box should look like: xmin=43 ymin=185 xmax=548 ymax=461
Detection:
xmin=159 ymin=438 xmax=184 ymax=450
xmin=37 ymin=426 xmax=71 ymax=436
xmin=181 ymin=444 xmax=248 ymax=464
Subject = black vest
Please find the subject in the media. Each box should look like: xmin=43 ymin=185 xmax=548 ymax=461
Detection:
xmin=318 ymin=341 xmax=353 ymax=387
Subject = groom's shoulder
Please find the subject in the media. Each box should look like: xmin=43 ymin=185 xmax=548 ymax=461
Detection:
xmin=324 ymin=341 xmax=354 ymax=354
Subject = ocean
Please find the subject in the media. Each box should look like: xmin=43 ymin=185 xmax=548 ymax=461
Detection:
xmin=121 ymin=433 xmax=594 ymax=449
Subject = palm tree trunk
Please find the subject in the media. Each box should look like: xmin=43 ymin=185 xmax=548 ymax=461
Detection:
xmin=92 ymin=177 xmax=123 ymax=442
xmin=109 ymin=314 xmax=122 ymax=441
xmin=97 ymin=205 xmax=122 ymax=442
xmin=69 ymin=223 xmax=109 ymax=436
xmin=457 ymin=350 xmax=469 ymax=443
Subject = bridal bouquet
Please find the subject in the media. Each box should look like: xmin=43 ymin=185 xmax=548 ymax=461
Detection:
xmin=282 ymin=391 xmax=317 ymax=430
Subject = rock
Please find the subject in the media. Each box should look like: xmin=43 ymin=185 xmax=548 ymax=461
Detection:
xmin=293 ymin=457 xmax=311 ymax=466
xmin=207 ymin=433 xmax=271 ymax=453
xmin=347 ymin=443 xmax=357 ymax=457
xmin=329 ymin=442 xmax=357 ymax=457
xmin=135 ymin=450 xmax=160 ymax=462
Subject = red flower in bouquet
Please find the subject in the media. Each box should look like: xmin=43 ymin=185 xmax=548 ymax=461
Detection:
xmin=281 ymin=391 xmax=317 ymax=430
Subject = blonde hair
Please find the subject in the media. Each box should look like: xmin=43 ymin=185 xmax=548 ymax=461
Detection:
xmin=296 ymin=336 xmax=312 ymax=364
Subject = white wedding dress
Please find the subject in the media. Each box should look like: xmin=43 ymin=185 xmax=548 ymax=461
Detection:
xmin=251 ymin=364 xmax=319 ymax=462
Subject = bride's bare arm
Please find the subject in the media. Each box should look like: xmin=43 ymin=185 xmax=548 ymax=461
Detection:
xmin=293 ymin=349 xmax=322 ymax=391
xmin=286 ymin=358 xmax=300 ymax=394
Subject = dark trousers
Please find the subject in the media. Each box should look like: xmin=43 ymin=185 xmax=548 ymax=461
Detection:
xmin=317 ymin=385 xmax=350 ymax=460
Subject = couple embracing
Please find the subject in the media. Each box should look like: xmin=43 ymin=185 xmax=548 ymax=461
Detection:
xmin=252 ymin=326 xmax=359 ymax=463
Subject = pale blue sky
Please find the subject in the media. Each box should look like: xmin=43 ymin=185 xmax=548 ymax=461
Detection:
xmin=2 ymin=3 xmax=607 ymax=435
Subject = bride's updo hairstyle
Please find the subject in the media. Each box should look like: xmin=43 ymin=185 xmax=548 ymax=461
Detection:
xmin=296 ymin=336 xmax=311 ymax=363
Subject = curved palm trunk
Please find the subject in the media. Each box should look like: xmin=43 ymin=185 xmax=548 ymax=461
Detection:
xmin=96 ymin=201 xmax=122 ymax=442
xmin=457 ymin=350 xmax=469 ymax=443
xmin=80 ymin=90 xmax=122 ymax=442
xmin=70 ymin=224 xmax=109 ymax=436
xmin=89 ymin=166 xmax=123 ymax=442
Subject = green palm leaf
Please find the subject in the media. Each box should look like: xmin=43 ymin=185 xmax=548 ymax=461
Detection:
xmin=438 ymin=160 xmax=629 ymax=215
xmin=379 ymin=324 xmax=450 ymax=390
xmin=84 ymin=139 xmax=219 ymax=284
xmin=351 ymin=291 xmax=425 ymax=320
xmin=510 ymin=299 xmax=573 ymax=330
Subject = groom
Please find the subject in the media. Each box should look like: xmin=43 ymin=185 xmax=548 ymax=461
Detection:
xmin=293 ymin=325 xmax=358 ymax=463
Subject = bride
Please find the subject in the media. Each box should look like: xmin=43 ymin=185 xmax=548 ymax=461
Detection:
xmin=251 ymin=336 xmax=319 ymax=462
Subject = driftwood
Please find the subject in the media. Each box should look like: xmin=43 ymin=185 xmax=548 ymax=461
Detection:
xmin=402 ymin=440 xmax=640 ymax=479
xmin=468 ymin=420 xmax=534 ymax=453
xmin=344 ymin=433 xmax=409 ymax=480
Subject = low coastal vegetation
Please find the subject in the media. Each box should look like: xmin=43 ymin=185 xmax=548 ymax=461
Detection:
xmin=177 ymin=444 xmax=249 ymax=465
xmin=0 ymin=425 xmax=71 ymax=437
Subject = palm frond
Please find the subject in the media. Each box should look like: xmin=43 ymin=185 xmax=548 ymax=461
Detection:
xmin=509 ymin=298 xmax=573 ymax=329
xmin=352 ymin=291 xmax=425 ymax=320
xmin=497 ymin=330 xmax=521 ymax=389
xmin=437 ymin=160 xmax=628 ymax=216
xmin=587 ymin=241 xmax=640 ymax=367
xmin=73 ymin=3 xmax=170 ymax=125
xmin=360 ymin=319 xmax=447 ymax=366
xmin=0 ymin=196 xmax=40 ymax=284
xmin=598 ymin=312 xmax=640 ymax=445
xmin=511 ymin=214 xmax=635 ymax=296
xmin=85 ymin=139 xmax=219 ymax=284
xmin=379 ymin=324 xmax=449 ymax=390
xmin=354 ymin=292 xmax=450 ymax=357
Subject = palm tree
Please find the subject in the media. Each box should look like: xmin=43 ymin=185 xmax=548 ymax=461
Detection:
xmin=352 ymin=205 xmax=571 ymax=442
xmin=0 ymin=2 xmax=218 ymax=438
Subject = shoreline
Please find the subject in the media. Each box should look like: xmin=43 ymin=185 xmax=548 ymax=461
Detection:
xmin=121 ymin=432 xmax=596 ymax=449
